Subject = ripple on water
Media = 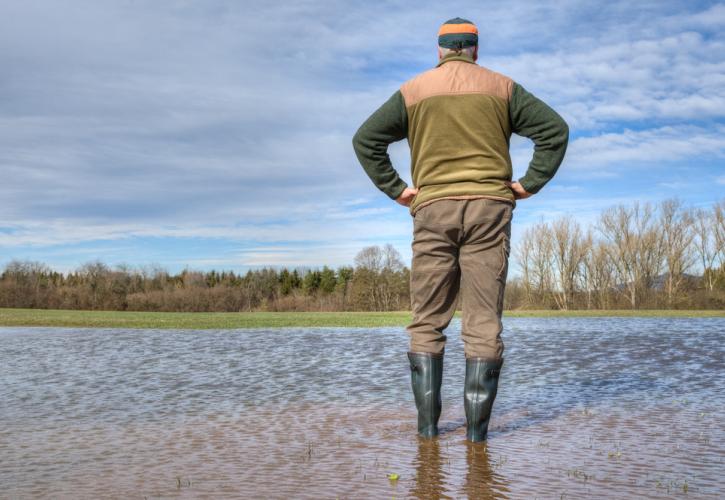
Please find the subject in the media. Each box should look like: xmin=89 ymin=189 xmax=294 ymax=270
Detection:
xmin=0 ymin=317 xmax=724 ymax=498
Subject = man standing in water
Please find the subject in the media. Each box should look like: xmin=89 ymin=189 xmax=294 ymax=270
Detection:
xmin=352 ymin=18 xmax=568 ymax=441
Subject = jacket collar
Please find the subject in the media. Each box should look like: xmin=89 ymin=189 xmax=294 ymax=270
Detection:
xmin=436 ymin=52 xmax=477 ymax=68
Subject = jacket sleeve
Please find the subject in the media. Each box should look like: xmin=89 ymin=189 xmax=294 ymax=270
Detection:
xmin=509 ymin=82 xmax=569 ymax=194
xmin=352 ymin=90 xmax=409 ymax=200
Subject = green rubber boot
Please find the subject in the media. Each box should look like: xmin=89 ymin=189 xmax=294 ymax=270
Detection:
xmin=407 ymin=351 xmax=444 ymax=438
xmin=464 ymin=357 xmax=503 ymax=442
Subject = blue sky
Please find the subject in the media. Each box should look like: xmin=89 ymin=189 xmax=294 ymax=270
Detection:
xmin=1 ymin=0 xmax=724 ymax=274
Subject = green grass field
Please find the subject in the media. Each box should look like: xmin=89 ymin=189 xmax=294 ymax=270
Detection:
xmin=0 ymin=307 xmax=723 ymax=329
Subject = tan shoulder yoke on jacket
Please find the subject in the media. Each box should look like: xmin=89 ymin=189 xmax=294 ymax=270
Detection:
xmin=400 ymin=55 xmax=516 ymax=214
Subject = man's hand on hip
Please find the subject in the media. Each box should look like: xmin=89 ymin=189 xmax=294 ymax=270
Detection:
xmin=505 ymin=181 xmax=533 ymax=200
xmin=396 ymin=187 xmax=419 ymax=207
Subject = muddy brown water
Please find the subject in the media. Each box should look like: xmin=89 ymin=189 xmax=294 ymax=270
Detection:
xmin=1 ymin=318 xmax=723 ymax=499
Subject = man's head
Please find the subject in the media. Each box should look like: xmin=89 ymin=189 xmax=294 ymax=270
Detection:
xmin=437 ymin=17 xmax=478 ymax=61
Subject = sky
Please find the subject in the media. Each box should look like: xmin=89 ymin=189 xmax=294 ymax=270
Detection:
xmin=1 ymin=0 xmax=724 ymax=275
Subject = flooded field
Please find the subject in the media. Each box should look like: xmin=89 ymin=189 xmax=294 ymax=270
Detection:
xmin=1 ymin=317 xmax=723 ymax=498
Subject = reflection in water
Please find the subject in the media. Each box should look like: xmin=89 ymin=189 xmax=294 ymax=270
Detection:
xmin=464 ymin=442 xmax=509 ymax=499
xmin=410 ymin=438 xmax=510 ymax=499
xmin=411 ymin=438 xmax=446 ymax=499
xmin=1 ymin=318 xmax=724 ymax=498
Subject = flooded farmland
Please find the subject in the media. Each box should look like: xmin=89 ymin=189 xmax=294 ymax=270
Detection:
xmin=1 ymin=317 xmax=723 ymax=498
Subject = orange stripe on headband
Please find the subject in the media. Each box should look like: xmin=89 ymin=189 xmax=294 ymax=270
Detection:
xmin=438 ymin=23 xmax=478 ymax=36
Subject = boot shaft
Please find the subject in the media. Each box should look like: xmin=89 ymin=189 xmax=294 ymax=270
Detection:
xmin=464 ymin=357 xmax=503 ymax=442
xmin=407 ymin=351 xmax=444 ymax=438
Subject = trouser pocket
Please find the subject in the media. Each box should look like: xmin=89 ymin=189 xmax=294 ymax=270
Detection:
xmin=496 ymin=233 xmax=510 ymax=315
xmin=496 ymin=233 xmax=510 ymax=282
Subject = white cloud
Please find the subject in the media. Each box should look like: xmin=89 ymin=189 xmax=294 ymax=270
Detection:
xmin=565 ymin=125 xmax=725 ymax=170
xmin=0 ymin=0 xmax=723 ymax=269
xmin=488 ymin=31 xmax=725 ymax=129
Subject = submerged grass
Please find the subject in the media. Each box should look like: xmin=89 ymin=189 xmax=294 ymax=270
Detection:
xmin=0 ymin=307 xmax=723 ymax=330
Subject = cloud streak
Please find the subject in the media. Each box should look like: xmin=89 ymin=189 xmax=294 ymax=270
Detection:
xmin=0 ymin=1 xmax=723 ymax=271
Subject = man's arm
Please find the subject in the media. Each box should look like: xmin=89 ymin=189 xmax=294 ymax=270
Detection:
xmin=509 ymin=82 xmax=569 ymax=194
xmin=352 ymin=90 xmax=409 ymax=200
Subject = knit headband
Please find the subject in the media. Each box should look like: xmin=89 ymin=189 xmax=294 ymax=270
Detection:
xmin=438 ymin=17 xmax=478 ymax=49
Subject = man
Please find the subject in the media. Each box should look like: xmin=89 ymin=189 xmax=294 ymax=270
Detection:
xmin=352 ymin=17 xmax=569 ymax=441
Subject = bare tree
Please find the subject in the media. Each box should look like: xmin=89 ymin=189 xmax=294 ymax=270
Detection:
xmin=382 ymin=243 xmax=404 ymax=272
xmin=380 ymin=244 xmax=406 ymax=310
xmin=659 ymin=199 xmax=696 ymax=306
xmin=638 ymin=205 xmax=666 ymax=304
xmin=550 ymin=216 xmax=588 ymax=310
xmin=353 ymin=245 xmax=407 ymax=311
xmin=694 ymin=207 xmax=719 ymax=292
xmin=79 ymin=261 xmax=111 ymax=309
xmin=515 ymin=228 xmax=535 ymax=307
xmin=583 ymin=240 xmax=615 ymax=309
xmin=577 ymin=229 xmax=595 ymax=309
xmin=715 ymin=200 xmax=725 ymax=278
xmin=1 ymin=260 xmax=52 ymax=307
xmin=529 ymin=222 xmax=555 ymax=306
xmin=598 ymin=202 xmax=663 ymax=309
xmin=355 ymin=246 xmax=383 ymax=273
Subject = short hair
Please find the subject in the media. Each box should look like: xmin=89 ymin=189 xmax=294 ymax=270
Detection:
xmin=438 ymin=45 xmax=477 ymax=58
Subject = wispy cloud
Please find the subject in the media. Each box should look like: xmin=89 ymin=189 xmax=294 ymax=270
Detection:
xmin=1 ymin=0 xmax=723 ymax=271
xmin=565 ymin=125 xmax=725 ymax=169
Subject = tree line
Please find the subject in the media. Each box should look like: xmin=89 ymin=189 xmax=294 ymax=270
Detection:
xmin=1 ymin=199 xmax=724 ymax=313
xmin=508 ymin=198 xmax=725 ymax=310
xmin=0 ymin=244 xmax=409 ymax=312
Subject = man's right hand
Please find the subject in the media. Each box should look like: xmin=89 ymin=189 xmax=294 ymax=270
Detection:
xmin=505 ymin=181 xmax=533 ymax=200
xmin=396 ymin=187 xmax=419 ymax=207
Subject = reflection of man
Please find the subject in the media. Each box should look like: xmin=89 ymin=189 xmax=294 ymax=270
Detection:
xmin=410 ymin=434 xmax=509 ymax=498
xmin=352 ymin=17 xmax=568 ymax=441
xmin=411 ymin=439 xmax=445 ymax=499
xmin=464 ymin=442 xmax=509 ymax=498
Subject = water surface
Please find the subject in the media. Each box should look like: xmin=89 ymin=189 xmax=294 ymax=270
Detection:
xmin=1 ymin=317 xmax=723 ymax=498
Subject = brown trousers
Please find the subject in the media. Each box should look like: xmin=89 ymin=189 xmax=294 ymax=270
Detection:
xmin=406 ymin=198 xmax=513 ymax=359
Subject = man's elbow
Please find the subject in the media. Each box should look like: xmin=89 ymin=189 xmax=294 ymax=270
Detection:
xmin=352 ymin=127 xmax=366 ymax=156
xmin=559 ymin=115 xmax=570 ymax=143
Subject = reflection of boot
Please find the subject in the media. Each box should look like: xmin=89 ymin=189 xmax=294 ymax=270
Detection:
xmin=411 ymin=438 xmax=445 ymax=499
xmin=463 ymin=441 xmax=512 ymax=498
xmin=464 ymin=442 xmax=496 ymax=498
xmin=464 ymin=357 xmax=503 ymax=442
xmin=407 ymin=351 xmax=443 ymax=438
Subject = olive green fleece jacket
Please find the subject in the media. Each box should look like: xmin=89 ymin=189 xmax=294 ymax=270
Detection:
xmin=352 ymin=53 xmax=569 ymax=214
